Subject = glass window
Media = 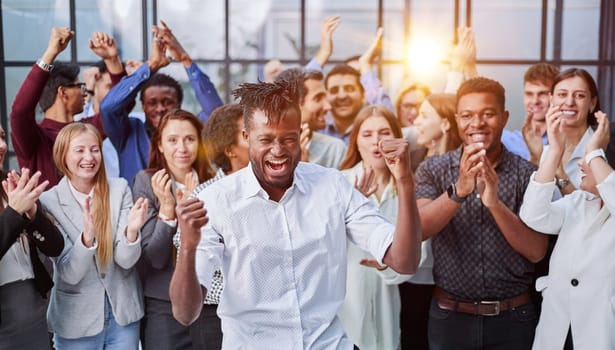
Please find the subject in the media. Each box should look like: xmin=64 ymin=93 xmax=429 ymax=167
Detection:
xmin=2 ymin=0 xmax=71 ymax=62
xmin=471 ymin=0 xmax=543 ymax=60
xmin=561 ymin=0 xmax=599 ymax=60
xmin=75 ymin=1 xmax=144 ymax=62
xmin=230 ymin=0 xmax=300 ymax=60
xmin=157 ymin=1 xmax=226 ymax=61
xmin=306 ymin=1 xmax=379 ymax=62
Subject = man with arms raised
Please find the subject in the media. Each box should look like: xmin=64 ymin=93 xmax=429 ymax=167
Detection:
xmin=169 ymin=78 xmax=422 ymax=348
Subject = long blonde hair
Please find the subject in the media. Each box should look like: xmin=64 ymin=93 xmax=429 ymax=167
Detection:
xmin=53 ymin=123 xmax=113 ymax=268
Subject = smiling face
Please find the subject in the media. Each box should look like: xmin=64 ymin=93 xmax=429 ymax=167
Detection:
xmin=158 ymin=119 xmax=199 ymax=177
xmin=245 ymin=108 xmax=302 ymax=199
xmin=327 ymin=74 xmax=364 ymax=121
xmin=415 ymin=100 xmax=446 ymax=147
xmin=142 ymin=86 xmax=180 ymax=129
xmin=356 ymin=115 xmax=395 ymax=170
xmin=523 ymin=81 xmax=551 ymax=122
xmin=65 ymin=131 xmax=101 ymax=183
xmin=550 ymin=76 xmax=596 ymax=129
xmin=300 ymin=78 xmax=331 ymax=131
xmin=456 ymin=92 xmax=508 ymax=155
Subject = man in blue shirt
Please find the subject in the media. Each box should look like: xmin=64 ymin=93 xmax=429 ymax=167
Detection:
xmin=100 ymin=21 xmax=222 ymax=185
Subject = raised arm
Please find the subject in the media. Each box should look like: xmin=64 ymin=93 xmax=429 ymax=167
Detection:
xmin=10 ymin=27 xmax=73 ymax=160
xmin=157 ymin=20 xmax=223 ymax=122
xmin=357 ymin=28 xmax=395 ymax=111
xmin=100 ymin=31 xmax=170 ymax=151
xmin=379 ymin=138 xmax=422 ymax=274
xmin=169 ymin=196 xmax=209 ymax=326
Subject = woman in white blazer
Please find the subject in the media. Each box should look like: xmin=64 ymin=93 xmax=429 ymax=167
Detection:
xmin=41 ymin=123 xmax=148 ymax=349
xmin=520 ymin=106 xmax=615 ymax=350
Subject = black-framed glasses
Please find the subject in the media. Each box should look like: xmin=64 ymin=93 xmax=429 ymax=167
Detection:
xmin=62 ymin=82 xmax=87 ymax=94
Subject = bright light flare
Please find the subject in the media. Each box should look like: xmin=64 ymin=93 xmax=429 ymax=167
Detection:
xmin=407 ymin=39 xmax=445 ymax=73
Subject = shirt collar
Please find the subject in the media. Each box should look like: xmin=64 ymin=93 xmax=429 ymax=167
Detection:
xmin=67 ymin=180 xmax=94 ymax=209
xmin=240 ymin=162 xmax=307 ymax=200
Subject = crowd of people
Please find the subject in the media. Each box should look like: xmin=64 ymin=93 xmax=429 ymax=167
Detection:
xmin=1 ymin=15 xmax=615 ymax=350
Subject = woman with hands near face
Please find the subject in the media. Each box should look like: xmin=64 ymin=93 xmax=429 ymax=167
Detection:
xmin=40 ymin=123 xmax=148 ymax=349
xmin=520 ymin=112 xmax=615 ymax=350
xmin=132 ymin=109 xmax=214 ymax=350
xmin=540 ymin=68 xmax=601 ymax=196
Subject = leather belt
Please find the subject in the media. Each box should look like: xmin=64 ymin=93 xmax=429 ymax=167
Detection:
xmin=433 ymin=287 xmax=531 ymax=316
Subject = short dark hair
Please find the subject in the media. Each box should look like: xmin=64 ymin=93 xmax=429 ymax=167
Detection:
xmin=275 ymin=68 xmax=324 ymax=105
xmin=39 ymin=62 xmax=80 ymax=112
xmin=551 ymin=68 xmax=600 ymax=127
xmin=203 ymin=104 xmax=244 ymax=172
xmin=324 ymin=64 xmax=364 ymax=93
xmin=456 ymin=77 xmax=506 ymax=112
xmin=232 ymin=77 xmax=301 ymax=130
xmin=139 ymin=73 xmax=183 ymax=105
xmin=524 ymin=63 xmax=559 ymax=87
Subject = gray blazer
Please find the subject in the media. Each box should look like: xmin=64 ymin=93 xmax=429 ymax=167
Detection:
xmin=40 ymin=177 xmax=144 ymax=339
xmin=132 ymin=170 xmax=177 ymax=301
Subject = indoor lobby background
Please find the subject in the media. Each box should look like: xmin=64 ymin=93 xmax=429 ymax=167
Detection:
xmin=1 ymin=0 xmax=614 ymax=171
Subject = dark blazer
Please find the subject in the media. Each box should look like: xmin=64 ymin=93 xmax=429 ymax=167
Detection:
xmin=0 ymin=204 xmax=64 ymax=297
xmin=132 ymin=170 xmax=178 ymax=301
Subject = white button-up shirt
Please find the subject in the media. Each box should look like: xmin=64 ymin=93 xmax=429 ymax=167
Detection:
xmin=196 ymin=162 xmax=395 ymax=349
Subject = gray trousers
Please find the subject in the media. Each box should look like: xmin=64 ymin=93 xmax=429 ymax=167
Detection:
xmin=0 ymin=279 xmax=51 ymax=349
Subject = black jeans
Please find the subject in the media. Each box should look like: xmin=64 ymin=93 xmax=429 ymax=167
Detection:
xmin=428 ymin=299 xmax=537 ymax=350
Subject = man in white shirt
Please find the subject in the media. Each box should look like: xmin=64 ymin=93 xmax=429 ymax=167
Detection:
xmin=169 ymin=78 xmax=422 ymax=349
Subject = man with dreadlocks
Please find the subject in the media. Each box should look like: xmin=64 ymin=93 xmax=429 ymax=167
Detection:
xmin=169 ymin=77 xmax=422 ymax=349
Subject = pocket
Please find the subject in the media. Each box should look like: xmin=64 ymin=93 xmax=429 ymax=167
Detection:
xmin=535 ymin=276 xmax=549 ymax=292
xmin=512 ymin=303 xmax=537 ymax=322
xmin=429 ymin=299 xmax=451 ymax=320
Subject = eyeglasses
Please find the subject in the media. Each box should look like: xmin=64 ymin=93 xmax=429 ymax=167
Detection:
xmin=62 ymin=82 xmax=88 ymax=94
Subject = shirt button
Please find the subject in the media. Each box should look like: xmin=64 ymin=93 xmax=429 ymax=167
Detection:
xmin=100 ymin=273 xmax=106 ymax=279
xmin=571 ymin=278 xmax=579 ymax=286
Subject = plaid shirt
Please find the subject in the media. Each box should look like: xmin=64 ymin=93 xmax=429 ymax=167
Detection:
xmin=415 ymin=146 xmax=537 ymax=300
xmin=173 ymin=168 xmax=226 ymax=304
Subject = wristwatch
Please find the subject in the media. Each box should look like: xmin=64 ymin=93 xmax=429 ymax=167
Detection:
xmin=556 ymin=177 xmax=570 ymax=190
xmin=36 ymin=59 xmax=54 ymax=72
xmin=447 ymin=183 xmax=467 ymax=204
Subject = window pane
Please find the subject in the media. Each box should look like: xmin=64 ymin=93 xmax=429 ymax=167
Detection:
xmin=229 ymin=0 xmax=300 ymax=60
xmin=472 ymin=0 xmax=543 ymax=60
xmin=561 ymin=0 xmax=599 ymax=60
xmin=157 ymin=1 xmax=225 ymax=60
xmin=306 ymin=1 xmax=379 ymax=62
xmin=75 ymin=1 xmax=144 ymax=62
xmin=2 ymin=0 xmax=71 ymax=61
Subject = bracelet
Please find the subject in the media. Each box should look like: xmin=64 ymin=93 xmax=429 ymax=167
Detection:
xmin=585 ymin=148 xmax=606 ymax=165
xmin=36 ymin=59 xmax=54 ymax=72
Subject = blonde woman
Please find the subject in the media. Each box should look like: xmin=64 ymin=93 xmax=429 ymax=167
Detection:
xmin=41 ymin=123 xmax=148 ymax=349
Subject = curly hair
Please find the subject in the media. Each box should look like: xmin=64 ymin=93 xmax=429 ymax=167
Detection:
xmin=203 ymin=104 xmax=244 ymax=172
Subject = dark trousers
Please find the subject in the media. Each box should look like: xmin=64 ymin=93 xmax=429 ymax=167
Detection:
xmin=399 ymin=282 xmax=434 ymax=350
xmin=189 ymin=304 xmax=223 ymax=350
xmin=428 ymin=299 xmax=537 ymax=350
xmin=141 ymin=297 xmax=192 ymax=350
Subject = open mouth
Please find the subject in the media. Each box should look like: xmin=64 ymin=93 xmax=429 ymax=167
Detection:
xmin=265 ymin=159 xmax=288 ymax=172
xmin=561 ymin=110 xmax=577 ymax=117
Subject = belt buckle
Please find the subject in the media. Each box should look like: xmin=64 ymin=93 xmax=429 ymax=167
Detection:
xmin=478 ymin=300 xmax=500 ymax=316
